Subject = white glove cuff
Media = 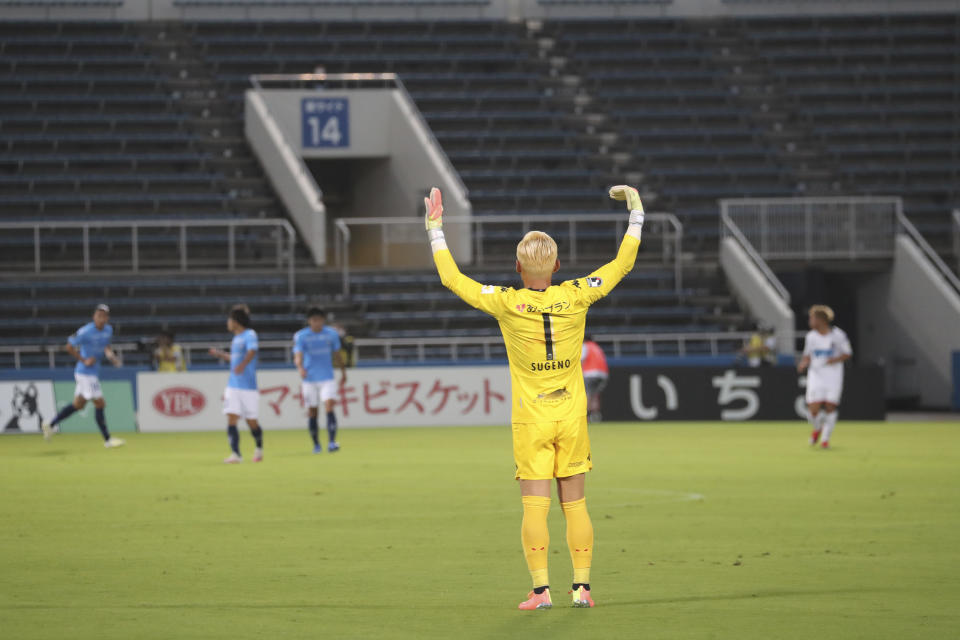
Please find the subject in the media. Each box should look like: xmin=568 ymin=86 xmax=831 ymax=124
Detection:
xmin=428 ymin=228 xmax=447 ymax=251
xmin=627 ymin=209 xmax=644 ymax=240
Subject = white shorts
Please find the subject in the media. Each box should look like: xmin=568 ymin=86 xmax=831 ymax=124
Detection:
xmin=74 ymin=373 xmax=103 ymax=400
xmin=223 ymin=387 xmax=259 ymax=420
xmin=806 ymin=374 xmax=843 ymax=405
xmin=302 ymin=380 xmax=337 ymax=408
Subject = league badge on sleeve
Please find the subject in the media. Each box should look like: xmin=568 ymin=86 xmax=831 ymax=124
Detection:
xmin=587 ymin=277 xmax=603 ymax=288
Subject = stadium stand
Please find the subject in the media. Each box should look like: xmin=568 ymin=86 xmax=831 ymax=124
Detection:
xmin=728 ymin=13 xmax=960 ymax=255
xmin=3 ymin=12 xmax=958 ymax=366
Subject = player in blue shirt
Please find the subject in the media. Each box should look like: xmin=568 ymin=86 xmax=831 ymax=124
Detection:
xmin=293 ymin=307 xmax=347 ymax=454
xmin=209 ymin=305 xmax=264 ymax=463
xmin=41 ymin=304 xmax=125 ymax=448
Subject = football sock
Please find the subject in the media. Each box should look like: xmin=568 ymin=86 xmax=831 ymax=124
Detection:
xmin=308 ymin=416 xmax=319 ymax=446
xmin=326 ymin=411 xmax=337 ymax=442
xmin=807 ymin=410 xmax=821 ymax=433
xmin=227 ymin=424 xmax=240 ymax=455
xmin=50 ymin=403 xmax=77 ymax=426
xmin=561 ymin=498 xmax=593 ymax=587
xmin=821 ymin=411 xmax=838 ymax=442
xmin=251 ymin=426 xmax=263 ymax=449
xmin=521 ymin=495 xmax=551 ymax=589
xmin=94 ymin=407 xmax=110 ymax=441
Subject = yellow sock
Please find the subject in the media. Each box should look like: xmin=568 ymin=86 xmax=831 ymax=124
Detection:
xmin=521 ymin=495 xmax=551 ymax=588
xmin=561 ymin=498 xmax=593 ymax=585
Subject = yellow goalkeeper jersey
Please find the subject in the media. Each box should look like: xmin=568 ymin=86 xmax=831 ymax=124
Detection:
xmin=434 ymin=234 xmax=640 ymax=423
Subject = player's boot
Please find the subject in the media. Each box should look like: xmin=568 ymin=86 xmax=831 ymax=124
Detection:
xmin=518 ymin=588 xmax=552 ymax=610
xmin=570 ymin=586 xmax=595 ymax=608
xmin=41 ymin=420 xmax=54 ymax=441
xmin=328 ymin=441 xmax=340 ymax=453
xmin=253 ymin=447 xmax=264 ymax=462
xmin=104 ymin=437 xmax=126 ymax=448
xmin=809 ymin=430 xmax=821 ymax=445
xmin=223 ymin=453 xmax=242 ymax=464
xmin=820 ymin=440 xmax=830 ymax=450
xmin=313 ymin=444 xmax=323 ymax=454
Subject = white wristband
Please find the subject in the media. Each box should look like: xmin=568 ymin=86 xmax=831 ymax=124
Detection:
xmin=627 ymin=209 xmax=644 ymax=240
xmin=428 ymin=228 xmax=447 ymax=251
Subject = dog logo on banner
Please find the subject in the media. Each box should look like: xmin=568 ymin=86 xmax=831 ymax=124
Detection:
xmin=3 ymin=383 xmax=45 ymax=433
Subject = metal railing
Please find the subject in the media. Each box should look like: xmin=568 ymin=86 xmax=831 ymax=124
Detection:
xmin=1 ymin=331 xmax=788 ymax=370
xmin=719 ymin=209 xmax=791 ymax=302
xmin=896 ymin=208 xmax=960 ymax=297
xmin=0 ymin=340 xmax=298 ymax=370
xmin=334 ymin=213 xmax=683 ymax=296
xmin=719 ymin=196 xmax=900 ymax=261
xmin=353 ymin=331 xmax=776 ymax=363
xmin=0 ymin=219 xmax=297 ymax=295
xmin=719 ymin=196 xmax=960 ymax=298
xmin=181 ymin=2 xmax=487 ymax=20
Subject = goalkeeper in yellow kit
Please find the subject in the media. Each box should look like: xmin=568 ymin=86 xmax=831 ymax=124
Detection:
xmin=424 ymin=185 xmax=645 ymax=610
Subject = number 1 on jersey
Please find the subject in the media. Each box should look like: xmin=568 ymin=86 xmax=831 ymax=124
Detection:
xmin=542 ymin=313 xmax=554 ymax=361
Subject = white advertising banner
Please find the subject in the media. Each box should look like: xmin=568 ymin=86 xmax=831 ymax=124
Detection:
xmin=0 ymin=380 xmax=57 ymax=434
xmin=137 ymin=366 xmax=511 ymax=432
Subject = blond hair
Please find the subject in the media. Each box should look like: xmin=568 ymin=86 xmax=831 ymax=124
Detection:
xmin=516 ymin=231 xmax=558 ymax=277
xmin=809 ymin=304 xmax=835 ymax=323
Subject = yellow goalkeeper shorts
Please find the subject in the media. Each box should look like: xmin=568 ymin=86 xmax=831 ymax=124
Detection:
xmin=512 ymin=416 xmax=592 ymax=480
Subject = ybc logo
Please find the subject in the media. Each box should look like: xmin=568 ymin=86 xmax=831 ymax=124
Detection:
xmin=153 ymin=387 xmax=206 ymax=417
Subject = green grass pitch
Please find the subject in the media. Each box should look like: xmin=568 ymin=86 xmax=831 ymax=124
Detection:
xmin=2 ymin=421 xmax=958 ymax=640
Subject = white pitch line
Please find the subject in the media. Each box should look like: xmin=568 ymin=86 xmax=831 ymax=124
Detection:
xmin=597 ymin=488 xmax=705 ymax=508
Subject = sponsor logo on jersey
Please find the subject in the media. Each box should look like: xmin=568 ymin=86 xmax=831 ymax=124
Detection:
xmin=536 ymin=387 xmax=571 ymax=401
xmin=481 ymin=285 xmax=495 ymax=294
xmin=587 ymin=277 xmax=603 ymax=288
xmin=530 ymin=359 xmax=573 ymax=372
xmin=813 ymin=349 xmax=834 ymax=357
xmin=153 ymin=387 xmax=205 ymax=417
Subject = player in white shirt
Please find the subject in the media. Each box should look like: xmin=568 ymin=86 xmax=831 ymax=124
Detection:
xmin=797 ymin=305 xmax=852 ymax=449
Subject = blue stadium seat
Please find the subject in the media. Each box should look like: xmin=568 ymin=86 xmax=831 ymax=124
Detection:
xmin=4 ymin=294 xmax=306 ymax=312
xmin=176 ymin=0 xmax=488 ymax=5
xmin=539 ymin=0 xmax=672 ymax=6
xmin=0 ymin=0 xmax=121 ymax=5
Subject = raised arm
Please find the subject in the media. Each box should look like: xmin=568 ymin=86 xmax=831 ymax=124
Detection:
xmin=573 ymin=185 xmax=645 ymax=306
xmin=425 ymin=188 xmax=506 ymax=317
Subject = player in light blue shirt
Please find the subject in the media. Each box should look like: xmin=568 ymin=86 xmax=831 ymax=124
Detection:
xmin=42 ymin=304 xmax=125 ymax=447
xmin=293 ymin=307 xmax=347 ymax=454
xmin=209 ymin=305 xmax=264 ymax=463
